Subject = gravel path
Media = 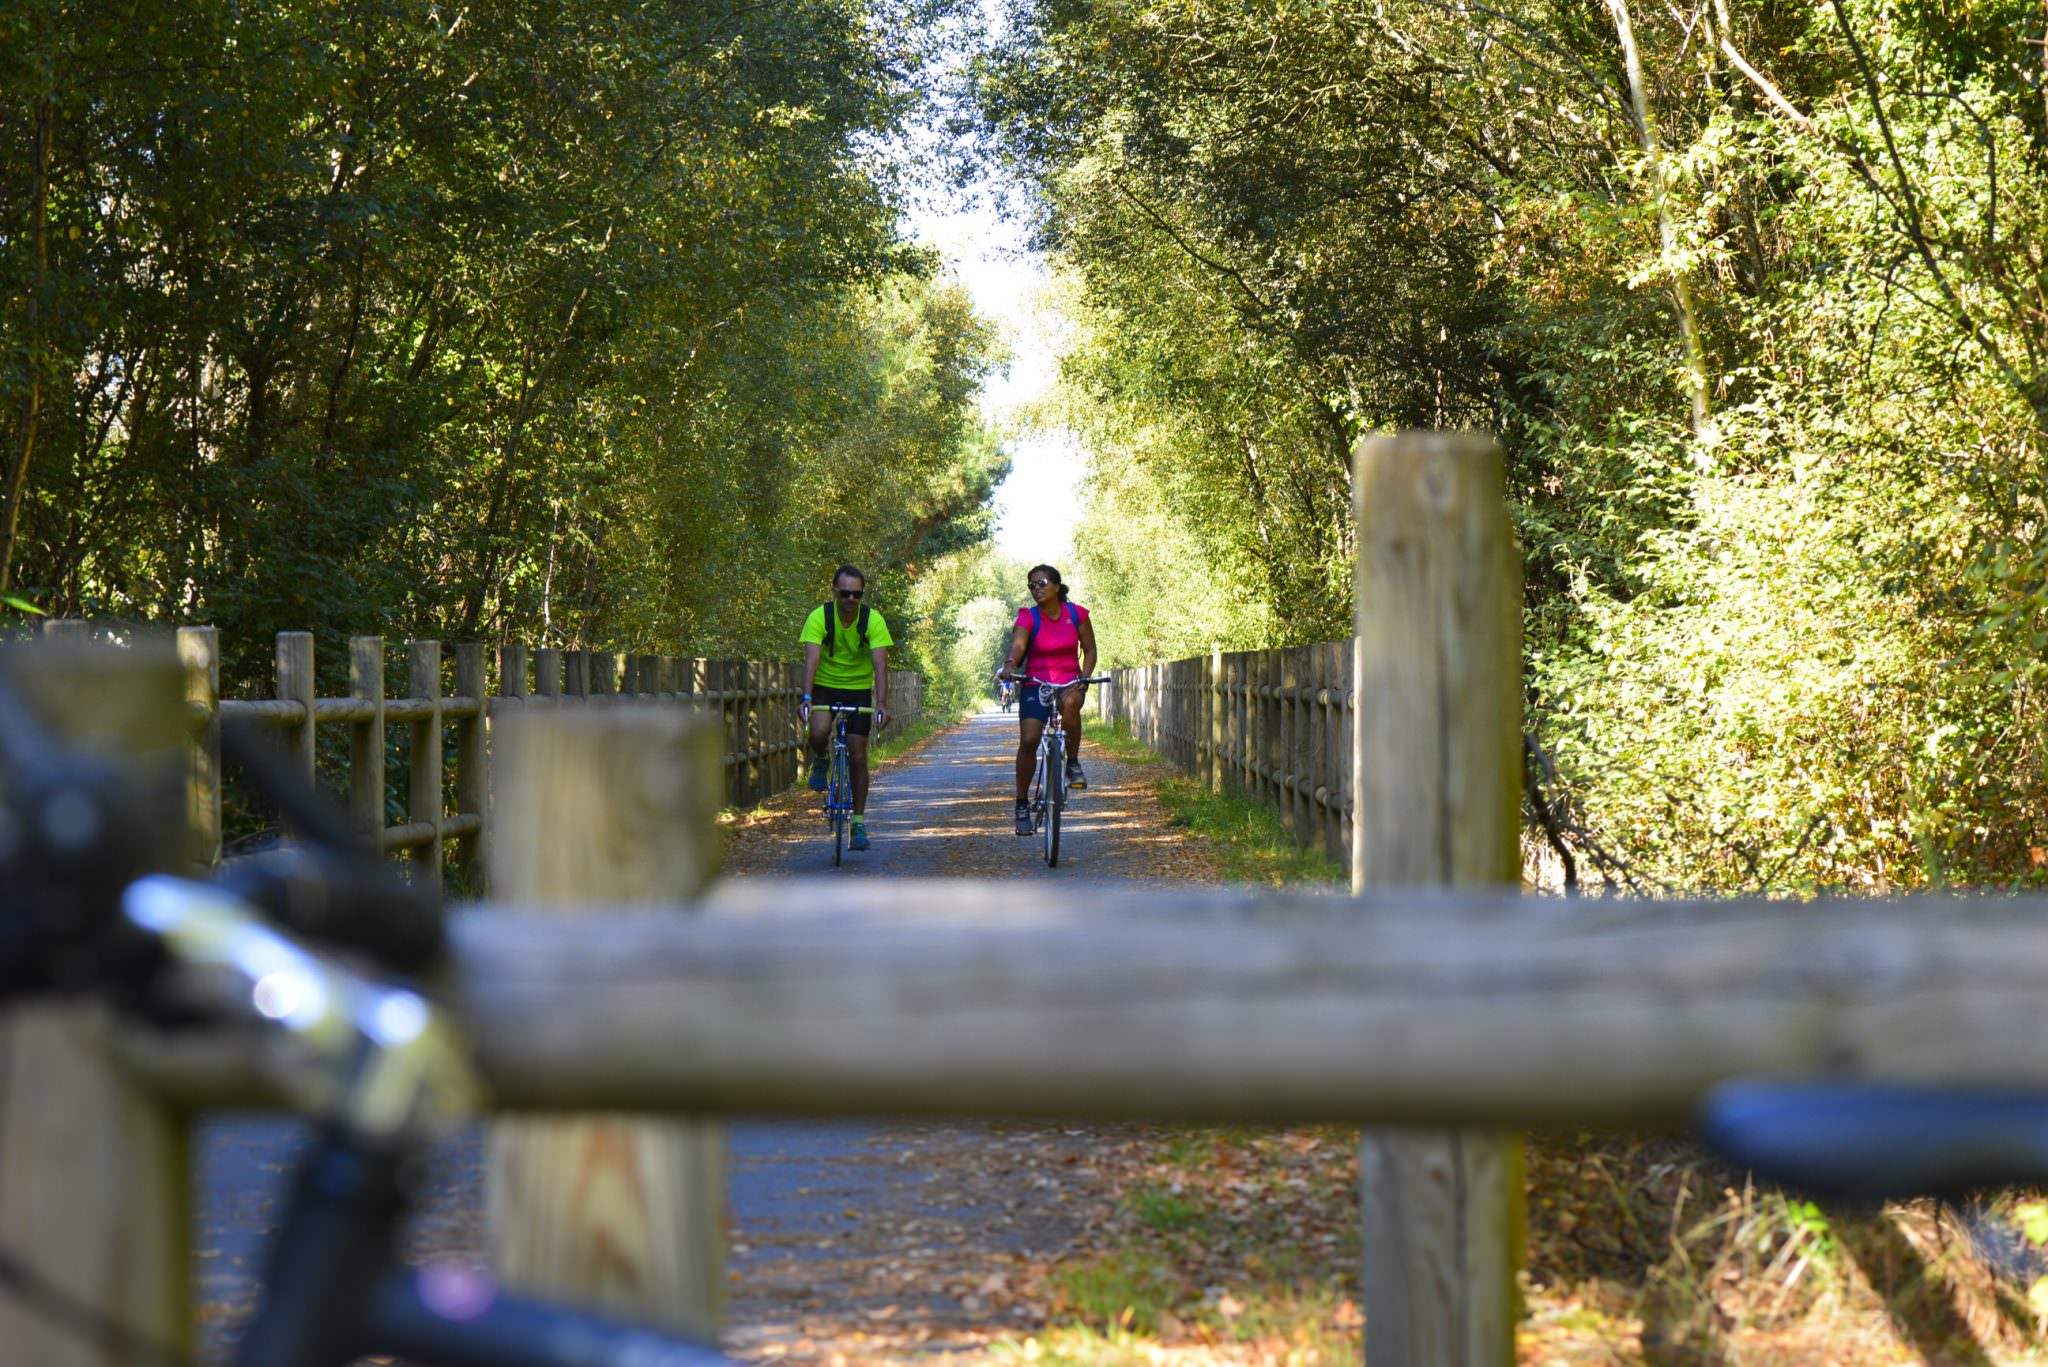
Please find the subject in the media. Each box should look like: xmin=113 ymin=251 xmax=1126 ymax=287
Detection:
xmin=194 ymin=709 xmax=1212 ymax=1363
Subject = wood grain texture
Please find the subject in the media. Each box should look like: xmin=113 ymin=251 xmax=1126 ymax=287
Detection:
xmin=1352 ymin=431 xmax=1523 ymax=1367
xmin=0 ymin=642 xmax=189 ymax=1367
xmin=131 ymin=881 xmax=2048 ymax=1122
xmin=487 ymin=706 xmax=727 ymax=1337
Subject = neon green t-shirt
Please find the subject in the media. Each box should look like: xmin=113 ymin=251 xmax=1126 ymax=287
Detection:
xmin=799 ymin=603 xmax=894 ymax=689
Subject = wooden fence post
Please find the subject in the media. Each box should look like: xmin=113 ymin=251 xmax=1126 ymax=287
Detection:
xmin=455 ymin=643 xmax=487 ymax=887
xmin=536 ymin=646 xmax=562 ymax=700
xmin=177 ymin=625 xmax=221 ymax=873
xmin=350 ymin=637 xmax=385 ymax=847
xmin=409 ymin=639 xmax=443 ymax=885
xmin=1352 ymin=431 xmax=1524 ymax=1367
xmin=501 ymin=643 xmax=530 ymax=706
xmin=276 ymin=630 xmax=316 ymax=792
xmin=1287 ymin=648 xmax=1311 ymax=849
xmin=0 ymin=641 xmax=191 ymax=1367
xmin=487 ymin=705 xmax=727 ymax=1336
xmin=565 ymin=649 xmax=588 ymax=699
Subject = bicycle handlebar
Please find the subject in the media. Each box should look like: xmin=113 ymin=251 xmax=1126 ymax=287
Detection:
xmin=1001 ymin=673 xmax=1112 ymax=689
xmin=1699 ymin=1081 xmax=2048 ymax=1201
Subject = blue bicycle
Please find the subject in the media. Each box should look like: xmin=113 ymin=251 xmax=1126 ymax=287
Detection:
xmin=816 ymin=703 xmax=870 ymax=866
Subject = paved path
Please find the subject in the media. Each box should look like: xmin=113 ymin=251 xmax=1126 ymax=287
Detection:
xmin=195 ymin=709 xmax=1195 ymax=1361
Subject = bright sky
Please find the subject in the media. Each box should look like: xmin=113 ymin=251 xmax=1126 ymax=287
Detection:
xmin=907 ymin=192 xmax=1083 ymax=568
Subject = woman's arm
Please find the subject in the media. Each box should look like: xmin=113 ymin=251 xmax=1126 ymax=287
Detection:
xmin=1078 ymin=616 xmax=1098 ymax=678
xmin=999 ymin=617 xmax=1031 ymax=676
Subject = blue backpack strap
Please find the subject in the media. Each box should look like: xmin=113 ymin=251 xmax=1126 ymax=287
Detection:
xmin=1025 ymin=605 xmax=1045 ymax=656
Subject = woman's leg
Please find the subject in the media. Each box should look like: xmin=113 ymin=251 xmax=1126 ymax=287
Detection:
xmin=1059 ymin=691 xmax=1086 ymax=766
xmin=1016 ymin=717 xmax=1044 ymax=802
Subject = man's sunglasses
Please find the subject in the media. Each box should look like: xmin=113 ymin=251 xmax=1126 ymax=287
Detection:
xmin=837 ymin=588 xmax=864 ymax=599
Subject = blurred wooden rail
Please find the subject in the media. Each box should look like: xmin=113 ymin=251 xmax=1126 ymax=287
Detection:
xmin=124 ymin=881 xmax=2048 ymax=1126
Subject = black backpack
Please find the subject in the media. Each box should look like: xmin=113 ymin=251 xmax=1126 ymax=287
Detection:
xmin=822 ymin=602 xmax=871 ymax=654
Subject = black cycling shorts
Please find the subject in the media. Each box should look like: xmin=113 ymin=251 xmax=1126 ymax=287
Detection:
xmin=811 ymin=685 xmax=874 ymax=736
xmin=1019 ymin=680 xmax=1083 ymax=722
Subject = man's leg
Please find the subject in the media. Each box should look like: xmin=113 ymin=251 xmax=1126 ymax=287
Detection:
xmin=848 ymin=734 xmax=871 ymax=814
xmin=847 ymin=733 xmax=874 ymax=850
xmin=806 ymin=708 xmax=832 ymax=788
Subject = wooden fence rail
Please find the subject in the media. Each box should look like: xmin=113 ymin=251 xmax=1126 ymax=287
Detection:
xmin=45 ymin=621 xmax=922 ymax=879
xmin=1095 ymin=642 xmax=1355 ymax=868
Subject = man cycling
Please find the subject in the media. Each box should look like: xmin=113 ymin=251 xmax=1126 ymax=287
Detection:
xmin=798 ymin=564 xmax=892 ymax=852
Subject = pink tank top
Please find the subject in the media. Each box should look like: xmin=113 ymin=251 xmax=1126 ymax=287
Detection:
xmin=1018 ymin=602 xmax=1089 ymax=685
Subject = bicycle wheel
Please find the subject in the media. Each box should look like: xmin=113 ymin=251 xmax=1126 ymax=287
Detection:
xmin=830 ymin=744 xmax=849 ymax=867
xmin=1044 ymin=733 xmax=1064 ymax=866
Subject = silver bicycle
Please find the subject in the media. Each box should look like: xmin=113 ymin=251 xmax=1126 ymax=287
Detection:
xmin=1006 ymin=672 xmax=1111 ymax=867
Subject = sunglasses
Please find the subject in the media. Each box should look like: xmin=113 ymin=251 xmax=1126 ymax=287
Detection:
xmin=1028 ymin=579 xmax=1053 ymax=591
xmin=837 ymin=588 xmax=864 ymax=599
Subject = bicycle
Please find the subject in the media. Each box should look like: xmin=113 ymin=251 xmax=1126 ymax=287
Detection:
xmin=811 ymin=703 xmax=871 ymax=867
xmin=1004 ymin=673 xmax=1111 ymax=868
xmin=0 ymin=662 xmax=735 ymax=1367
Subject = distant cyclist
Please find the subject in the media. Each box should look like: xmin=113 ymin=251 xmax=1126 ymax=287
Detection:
xmin=799 ymin=563 xmax=892 ymax=852
xmin=997 ymin=564 xmax=1097 ymax=836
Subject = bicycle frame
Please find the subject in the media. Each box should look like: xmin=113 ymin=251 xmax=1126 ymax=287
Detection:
xmin=812 ymin=704 xmax=870 ymax=867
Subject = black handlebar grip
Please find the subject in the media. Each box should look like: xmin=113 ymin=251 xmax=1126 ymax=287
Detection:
xmin=217 ymin=846 xmax=444 ymax=976
xmin=1699 ymin=1081 xmax=2048 ymax=1202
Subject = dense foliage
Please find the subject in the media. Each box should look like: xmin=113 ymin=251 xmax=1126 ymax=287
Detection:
xmin=971 ymin=0 xmax=2048 ymax=889
xmin=0 ymin=0 xmax=1005 ymax=702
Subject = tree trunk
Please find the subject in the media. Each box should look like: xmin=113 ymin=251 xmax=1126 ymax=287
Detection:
xmin=1 ymin=98 xmax=54 ymax=594
xmin=1606 ymin=0 xmax=1716 ymax=463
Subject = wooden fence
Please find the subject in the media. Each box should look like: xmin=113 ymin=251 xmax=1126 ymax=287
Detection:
xmin=1094 ymin=642 xmax=1354 ymax=868
xmin=41 ymin=620 xmax=922 ymax=880
xmin=25 ymin=433 xmax=2019 ymax=1367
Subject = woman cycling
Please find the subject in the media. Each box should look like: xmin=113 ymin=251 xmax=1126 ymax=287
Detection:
xmin=997 ymin=564 xmax=1098 ymax=836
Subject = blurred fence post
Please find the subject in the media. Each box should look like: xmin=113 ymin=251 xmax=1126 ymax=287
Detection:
xmin=1352 ymin=431 xmax=1524 ymax=1366
xmin=0 ymin=638 xmax=191 ymax=1366
xmin=487 ymin=704 xmax=728 ymax=1336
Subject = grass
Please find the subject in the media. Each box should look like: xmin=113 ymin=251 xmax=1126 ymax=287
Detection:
xmin=1086 ymin=719 xmax=1343 ymax=887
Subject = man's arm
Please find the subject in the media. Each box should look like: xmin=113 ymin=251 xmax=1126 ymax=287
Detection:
xmin=871 ymin=647 xmax=890 ymax=732
xmin=800 ymin=642 xmax=821 ymax=718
